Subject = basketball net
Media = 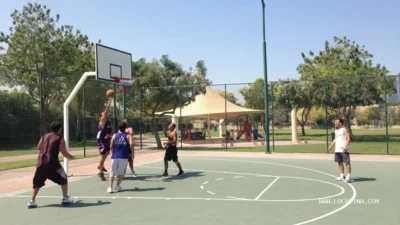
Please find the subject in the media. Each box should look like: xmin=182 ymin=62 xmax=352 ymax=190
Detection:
xmin=113 ymin=77 xmax=134 ymax=94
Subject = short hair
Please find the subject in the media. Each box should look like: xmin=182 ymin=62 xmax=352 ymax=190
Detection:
xmin=336 ymin=119 xmax=344 ymax=124
xmin=51 ymin=121 xmax=62 ymax=132
xmin=119 ymin=121 xmax=127 ymax=132
xmin=171 ymin=123 xmax=176 ymax=129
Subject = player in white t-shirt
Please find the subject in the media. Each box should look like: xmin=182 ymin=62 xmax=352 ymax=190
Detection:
xmin=328 ymin=119 xmax=352 ymax=182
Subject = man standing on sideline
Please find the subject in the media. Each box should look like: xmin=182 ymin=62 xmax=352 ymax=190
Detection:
xmin=123 ymin=119 xmax=136 ymax=177
xmin=28 ymin=121 xmax=75 ymax=208
xmin=108 ymin=121 xmax=134 ymax=193
xmin=96 ymin=98 xmax=113 ymax=181
xmin=328 ymin=119 xmax=352 ymax=182
xmin=162 ymin=123 xmax=184 ymax=176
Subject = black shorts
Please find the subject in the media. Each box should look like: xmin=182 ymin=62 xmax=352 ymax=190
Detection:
xmin=335 ymin=152 xmax=350 ymax=163
xmin=33 ymin=165 xmax=68 ymax=189
xmin=164 ymin=146 xmax=178 ymax=162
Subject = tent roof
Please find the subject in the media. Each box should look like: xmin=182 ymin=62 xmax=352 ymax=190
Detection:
xmin=156 ymin=87 xmax=264 ymax=119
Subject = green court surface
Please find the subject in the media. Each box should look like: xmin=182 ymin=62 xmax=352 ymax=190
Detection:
xmin=1 ymin=156 xmax=399 ymax=225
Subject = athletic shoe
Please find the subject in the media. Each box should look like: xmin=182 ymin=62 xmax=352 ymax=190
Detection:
xmin=97 ymin=166 xmax=107 ymax=172
xmin=177 ymin=170 xmax=184 ymax=176
xmin=61 ymin=196 xmax=73 ymax=205
xmin=336 ymin=176 xmax=344 ymax=181
xmin=98 ymin=172 xmax=106 ymax=181
xmin=107 ymin=187 xmax=113 ymax=193
xmin=162 ymin=171 xmax=168 ymax=176
xmin=114 ymin=185 xmax=122 ymax=192
xmin=345 ymin=175 xmax=351 ymax=183
xmin=131 ymin=171 xmax=137 ymax=178
xmin=27 ymin=200 xmax=37 ymax=209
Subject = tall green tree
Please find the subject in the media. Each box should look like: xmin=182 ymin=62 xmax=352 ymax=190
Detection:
xmin=129 ymin=55 xmax=211 ymax=148
xmin=274 ymin=79 xmax=316 ymax=136
xmin=0 ymin=3 xmax=97 ymax=136
xmin=297 ymin=36 xmax=396 ymax=134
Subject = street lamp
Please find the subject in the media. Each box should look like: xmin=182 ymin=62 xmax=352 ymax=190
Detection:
xmin=261 ymin=0 xmax=271 ymax=153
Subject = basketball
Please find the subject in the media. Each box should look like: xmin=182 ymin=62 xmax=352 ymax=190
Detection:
xmin=106 ymin=89 xmax=115 ymax=98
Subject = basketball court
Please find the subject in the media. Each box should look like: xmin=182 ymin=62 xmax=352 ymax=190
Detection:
xmin=1 ymin=155 xmax=398 ymax=225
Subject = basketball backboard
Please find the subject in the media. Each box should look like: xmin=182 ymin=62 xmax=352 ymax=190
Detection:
xmin=95 ymin=43 xmax=132 ymax=82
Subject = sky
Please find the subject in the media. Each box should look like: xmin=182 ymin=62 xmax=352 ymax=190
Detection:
xmin=1 ymin=0 xmax=399 ymax=101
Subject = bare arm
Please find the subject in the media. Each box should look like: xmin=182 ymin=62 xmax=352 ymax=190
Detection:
xmin=59 ymin=139 xmax=75 ymax=160
xmin=110 ymin=134 xmax=116 ymax=152
xmin=328 ymin=139 xmax=335 ymax=152
xmin=37 ymin=137 xmax=43 ymax=150
xmin=343 ymin=128 xmax=351 ymax=151
xmin=128 ymin=135 xmax=134 ymax=157
xmin=99 ymin=98 xmax=112 ymax=127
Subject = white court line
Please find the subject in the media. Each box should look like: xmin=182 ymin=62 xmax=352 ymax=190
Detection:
xmin=215 ymin=178 xmax=223 ymax=181
xmin=206 ymin=191 xmax=215 ymax=195
xmin=233 ymin=176 xmax=243 ymax=179
xmin=226 ymin=196 xmax=249 ymax=200
xmin=5 ymin=194 xmax=347 ymax=202
xmin=200 ymin=186 xmax=204 ymax=190
xmin=203 ymin=181 xmax=208 ymax=185
xmin=0 ymin=158 xmax=163 ymax=199
xmin=254 ymin=177 xmax=279 ymax=200
xmin=174 ymin=157 xmax=357 ymax=225
xmin=138 ymin=165 xmax=346 ymax=202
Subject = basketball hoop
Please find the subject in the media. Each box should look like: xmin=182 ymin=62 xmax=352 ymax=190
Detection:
xmin=113 ymin=77 xmax=134 ymax=94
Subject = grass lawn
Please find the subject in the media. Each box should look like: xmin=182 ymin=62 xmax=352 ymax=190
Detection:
xmin=0 ymin=154 xmax=98 ymax=171
xmin=0 ymin=140 xmax=98 ymax=157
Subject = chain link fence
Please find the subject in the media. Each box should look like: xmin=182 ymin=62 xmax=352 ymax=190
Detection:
xmin=1 ymin=64 xmax=399 ymax=155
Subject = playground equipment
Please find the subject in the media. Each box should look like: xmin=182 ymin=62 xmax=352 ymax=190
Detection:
xmin=181 ymin=128 xmax=207 ymax=141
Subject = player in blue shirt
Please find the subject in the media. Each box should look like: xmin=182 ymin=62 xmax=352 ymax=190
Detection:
xmin=108 ymin=121 xmax=134 ymax=193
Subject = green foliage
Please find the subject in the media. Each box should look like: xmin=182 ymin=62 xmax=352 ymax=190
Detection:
xmin=217 ymin=90 xmax=239 ymax=105
xmin=0 ymin=90 xmax=40 ymax=146
xmin=297 ymin=36 xmax=395 ymax=132
xmin=0 ymin=2 xmax=99 ymax=137
xmin=129 ymin=55 xmax=211 ymax=148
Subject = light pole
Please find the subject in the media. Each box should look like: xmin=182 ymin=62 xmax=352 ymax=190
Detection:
xmin=261 ymin=0 xmax=271 ymax=153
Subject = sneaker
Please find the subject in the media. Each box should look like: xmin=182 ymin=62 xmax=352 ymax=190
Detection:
xmin=162 ymin=171 xmax=168 ymax=176
xmin=98 ymin=172 xmax=106 ymax=181
xmin=97 ymin=166 xmax=107 ymax=172
xmin=107 ymin=187 xmax=113 ymax=193
xmin=114 ymin=185 xmax=122 ymax=192
xmin=177 ymin=170 xmax=184 ymax=176
xmin=61 ymin=196 xmax=73 ymax=205
xmin=345 ymin=175 xmax=351 ymax=183
xmin=336 ymin=176 xmax=344 ymax=181
xmin=131 ymin=171 xmax=137 ymax=178
xmin=28 ymin=200 xmax=37 ymax=209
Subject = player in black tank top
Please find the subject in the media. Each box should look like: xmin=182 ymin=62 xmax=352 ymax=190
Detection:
xmin=162 ymin=123 xmax=184 ymax=176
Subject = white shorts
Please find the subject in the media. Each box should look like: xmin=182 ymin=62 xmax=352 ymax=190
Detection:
xmin=111 ymin=159 xmax=128 ymax=176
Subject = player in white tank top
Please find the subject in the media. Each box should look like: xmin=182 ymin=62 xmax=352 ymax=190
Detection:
xmin=328 ymin=119 xmax=352 ymax=182
xmin=334 ymin=127 xmax=350 ymax=153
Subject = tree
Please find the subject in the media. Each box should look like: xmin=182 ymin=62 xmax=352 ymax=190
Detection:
xmin=239 ymin=78 xmax=272 ymax=132
xmin=297 ymin=36 xmax=396 ymax=134
xmin=217 ymin=90 xmax=239 ymax=105
xmin=0 ymin=3 xmax=96 ymax=135
xmin=129 ymin=55 xmax=211 ymax=148
xmin=274 ymin=79 xmax=316 ymax=136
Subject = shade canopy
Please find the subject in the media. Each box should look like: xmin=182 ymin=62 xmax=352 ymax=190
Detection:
xmin=156 ymin=87 xmax=264 ymax=119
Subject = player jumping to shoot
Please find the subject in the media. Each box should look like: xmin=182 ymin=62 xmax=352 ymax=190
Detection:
xmin=96 ymin=98 xmax=113 ymax=181
xmin=162 ymin=123 xmax=184 ymax=176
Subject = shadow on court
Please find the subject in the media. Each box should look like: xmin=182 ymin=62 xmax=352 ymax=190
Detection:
xmin=351 ymin=177 xmax=376 ymax=182
xmin=39 ymin=200 xmax=111 ymax=208
xmin=120 ymin=187 xmax=166 ymax=192
xmin=162 ymin=171 xmax=204 ymax=182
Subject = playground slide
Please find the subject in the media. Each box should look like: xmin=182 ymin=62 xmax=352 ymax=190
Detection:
xmin=237 ymin=130 xmax=244 ymax=139
xmin=257 ymin=133 xmax=264 ymax=138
